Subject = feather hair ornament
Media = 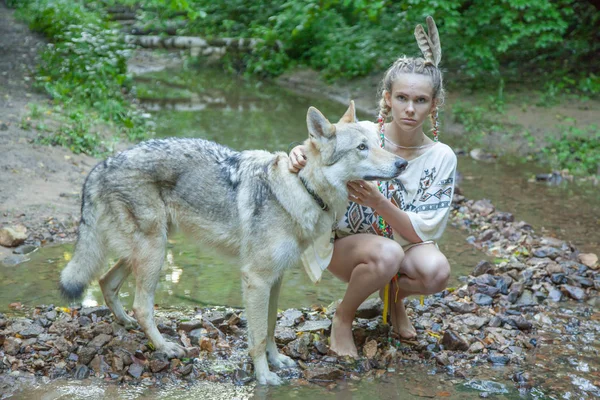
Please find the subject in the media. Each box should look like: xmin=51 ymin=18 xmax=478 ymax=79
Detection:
xmin=414 ymin=16 xmax=442 ymax=67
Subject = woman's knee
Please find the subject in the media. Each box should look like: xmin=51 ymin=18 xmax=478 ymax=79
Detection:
xmin=422 ymin=256 xmax=450 ymax=293
xmin=368 ymin=240 xmax=404 ymax=280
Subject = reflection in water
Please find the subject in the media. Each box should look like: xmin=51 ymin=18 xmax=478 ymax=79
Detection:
xmin=166 ymin=250 xmax=183 ymax=284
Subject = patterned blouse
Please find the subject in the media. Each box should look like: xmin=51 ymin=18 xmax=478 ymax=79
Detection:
xmin=335 ymin=123 xmax=457 ymax=247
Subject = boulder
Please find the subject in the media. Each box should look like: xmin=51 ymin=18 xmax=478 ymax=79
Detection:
xmin=0 ymin=226 xmax=27 ymax=247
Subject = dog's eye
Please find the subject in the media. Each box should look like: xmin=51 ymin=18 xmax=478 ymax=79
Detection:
xmin=357 ymin=144 xmax=367 ymax=151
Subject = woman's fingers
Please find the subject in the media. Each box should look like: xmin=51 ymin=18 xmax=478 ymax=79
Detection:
xmin=348 ymin=182 xmax=368 ymax=196
xmin=288 ymin=150 xmax=307 ymax=172
xmin=288 ymin=155 xmax=299 ymax=172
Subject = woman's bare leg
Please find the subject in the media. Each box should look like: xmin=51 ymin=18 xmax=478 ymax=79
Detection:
xmin=387 ymin=243 xmax=450 ymax=338
xmin=327 ymin=234 xmax=404 ymax=357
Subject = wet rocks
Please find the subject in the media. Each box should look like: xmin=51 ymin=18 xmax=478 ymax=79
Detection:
xmin=19 ymin=324 xmax=44 ymax=339
xmin=471 ymin=199 xmax=495 ymax=217
xmin=452 ymin=314 xmax=488 ymax=330
xmin=363 ymin=339 xmax=378 ymax=359
xmin=80 ymin=306 xmax=111 ymax=318
xmin=3 ymin=337 xmax=22 ymax=355
xmin=0 ymin=225 xmax=28 ymax=247
xmin=472 ymin=260 xmax=494 ymax=276
xmin=532 ymin=246 xmax=561 ymax=260
xmin=447 ymin=301 xmax=477 ymax=314
xmin=578 ymin=253 xmax=598 ymax=269
xmin=472 ymin=293 xmax=493 ymax=306
xmin=441 ymin=330 xmax=469 ymax=351
xmin=12 ymin=244 xmax=37 ymax=255
xmin=515 ymin=290 xmax=538 ymax=306
xmin=468 ymin=341 xmax=485 ymax=353
xmin=178 ymin=319 xmax=203 ymax=332
xmin=74 ymin=365 xmax=90 ymax=380
xmin=547 ymin=288 xmax=562 ymax=302
xmin=77 ymin=346 xmax=97 ymax=365
xmin=286 ymin=333 xmax=311 ymax=360
xmin=303 ymin=365 xmax=344 ymax=381
xmin=127 ymin=363 xmax=144 ymax=379
xmin=274 ymin=327 xmax=296 ymax=344
xmin=278 ymin=309 xmax=303 ymax=327
xmin=356 ymin=298 xmax=383 ymax=319
xmin=296 ymin=319 xmax=331 ymax=333
xmin=561 ymin=284 xmax=586 ymax=301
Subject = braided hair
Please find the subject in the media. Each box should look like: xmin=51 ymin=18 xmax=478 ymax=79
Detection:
xmin=378 ymin=17 xmax=445 ymax=141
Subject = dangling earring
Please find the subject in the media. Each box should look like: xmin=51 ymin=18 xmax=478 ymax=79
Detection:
xmin=431 ymin=107 xmax=440 ymax=142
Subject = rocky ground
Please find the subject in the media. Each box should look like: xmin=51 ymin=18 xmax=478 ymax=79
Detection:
xmin=1 ymin=193 xmax=598 ymax=398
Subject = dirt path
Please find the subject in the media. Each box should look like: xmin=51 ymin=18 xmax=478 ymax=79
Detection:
xmin=0 ymin=3 xmax=97 ymax=260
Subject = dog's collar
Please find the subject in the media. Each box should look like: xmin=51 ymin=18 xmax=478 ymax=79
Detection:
xmin=299 ymin=176 xmax=329 ymax=212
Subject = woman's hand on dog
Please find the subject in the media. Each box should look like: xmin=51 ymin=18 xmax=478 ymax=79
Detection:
xmin=347 ymin=180 xmax=386 ymax=209
xmin=288 ymin=145 xmax=307 ymax=173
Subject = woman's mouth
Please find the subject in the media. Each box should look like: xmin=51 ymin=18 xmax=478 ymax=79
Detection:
xmin=401 ymin=118 xmax=417 ymax=124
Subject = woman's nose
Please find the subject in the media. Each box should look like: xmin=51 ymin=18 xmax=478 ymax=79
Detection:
xmin=406 ymin=102 xmax=415 ymax=114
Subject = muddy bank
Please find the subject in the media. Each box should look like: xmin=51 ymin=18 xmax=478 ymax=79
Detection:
xmin=1 ymin=194 xmax=598 ymax=398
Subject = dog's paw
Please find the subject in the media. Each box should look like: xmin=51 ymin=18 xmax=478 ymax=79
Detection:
xmin=159 ymin=341 xmax=187 ymax=359
xmin=268 ymin=352 xmax=296 ymax=369
xmin=256 ymin=370 xmax=283 ymax=385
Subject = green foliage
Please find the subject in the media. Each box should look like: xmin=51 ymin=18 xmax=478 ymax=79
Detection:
xmin=10 ymin=0 xmax=150 ymax=155
xmin=37 ymin=110 xmax=105 ymax=155
xmin=112 ymin=0 xmax=597 ymax=90
xmin=542 ymin=125 xmax=600 ymax=176
xmin=92 ymin=0 xmax=597 ymax=95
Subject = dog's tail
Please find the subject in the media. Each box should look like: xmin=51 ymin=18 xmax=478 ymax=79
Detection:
xmin=59 ymin=175 xmax=106 ymax=301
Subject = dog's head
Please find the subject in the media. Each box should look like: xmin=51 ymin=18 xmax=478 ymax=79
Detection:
xmin=305 ymin=101 xmax=407 ymax=183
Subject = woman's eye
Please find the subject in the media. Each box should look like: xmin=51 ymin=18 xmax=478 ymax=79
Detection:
xmin=357 ymin=144 xmax=367 ymax=150
xmin=417 ymin=98 xmax=427 ymax=103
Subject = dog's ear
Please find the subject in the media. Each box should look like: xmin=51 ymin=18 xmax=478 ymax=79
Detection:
xmin=338 ymin=100 xmax=357 ymax=124
xmin=307 ymin=107 xmax=336 ymax=140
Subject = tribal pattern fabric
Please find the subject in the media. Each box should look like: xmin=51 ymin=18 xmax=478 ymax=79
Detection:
xmin=335 ymin=142 xmax=456 ymax=245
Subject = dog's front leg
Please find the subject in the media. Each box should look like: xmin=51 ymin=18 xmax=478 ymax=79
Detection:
xmin=242 ymin=270 xmax=282 ymax=385
xmin=266 ymin=276 xmax=296 ymax=369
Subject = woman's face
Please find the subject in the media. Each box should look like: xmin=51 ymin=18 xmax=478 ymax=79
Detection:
xmin=385 ymin=73 xmax=435 ymax=134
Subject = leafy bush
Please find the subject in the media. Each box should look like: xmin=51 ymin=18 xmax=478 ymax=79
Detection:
xmin=122 ymin=0 xmax=598 ymax=91
xmin=10 ymin=0 xmax=149 ymax=155
xmin=542 ymin=125 xmax=600 ymax=176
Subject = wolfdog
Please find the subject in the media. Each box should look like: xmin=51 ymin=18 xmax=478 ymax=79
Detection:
xmin=59 ymin=102 xmax=407 ymax=384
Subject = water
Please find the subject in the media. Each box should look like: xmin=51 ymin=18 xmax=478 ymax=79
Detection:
xmin=3 ymin=65 xmax=599 ymax=399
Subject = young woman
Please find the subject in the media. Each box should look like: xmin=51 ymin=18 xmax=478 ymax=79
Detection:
xmin=289 ymin=17 xmax=457 ymax=357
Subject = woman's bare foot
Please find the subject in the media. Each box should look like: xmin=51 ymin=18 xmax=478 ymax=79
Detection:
xmin=330 ymin=311 xmax=358 ymax=357
xmin=390 ymin=298 xmax=417 ymax=339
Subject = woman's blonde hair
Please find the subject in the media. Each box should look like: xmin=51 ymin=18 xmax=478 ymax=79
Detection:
xmin=377 ymin=17 xmax=444 ymax=140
